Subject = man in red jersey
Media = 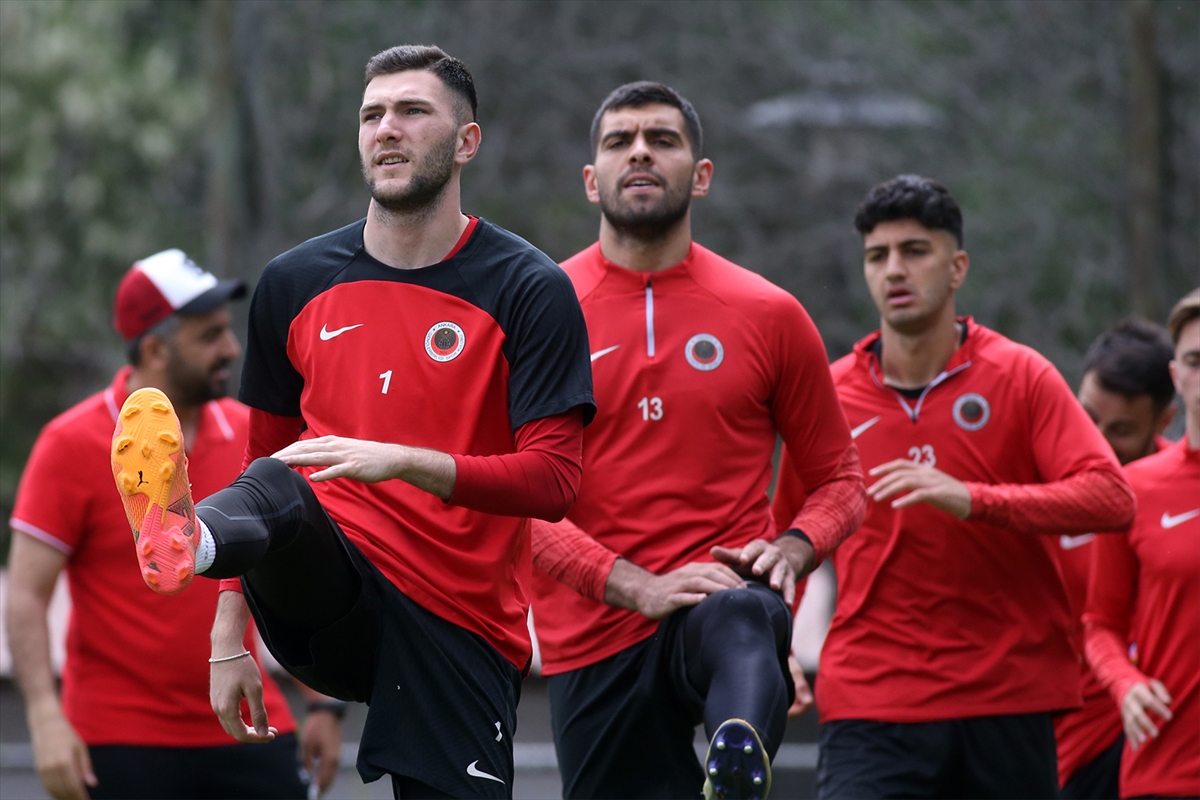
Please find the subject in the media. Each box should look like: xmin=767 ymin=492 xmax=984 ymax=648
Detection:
xmin=7 ymin=251 xmax=340 ymax=800
xmin=772 ymin=175 xmax=1137 ymax=799
xmin=1084 ymin=289 xmax=1200 ymax=798
xmin=107 ymin=47 xmax=593 ymax=799
xmin=1057 ymin=319 xmax=1176 ymax=799
xmin=529 ymin=82 xmax=866 ymax=800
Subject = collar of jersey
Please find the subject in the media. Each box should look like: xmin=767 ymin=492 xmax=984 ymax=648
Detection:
xmin=855 ymin=315 xmax=979 ymax=373
xmin=594 ymin=241 xmax=696 ymax=289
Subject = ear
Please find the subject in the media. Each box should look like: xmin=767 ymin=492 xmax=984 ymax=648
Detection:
xmin=583 ymin=164 xmax=601 ymax=205
xmin=948 ymin=246 xmax=970 ymax=291
xmin=139 ymin=335 xmax=171 ymax=372
xmin=455 ymin=122 xmax=482 ymax=164
xmin=691 ymin=159 xmax=713 ymax=198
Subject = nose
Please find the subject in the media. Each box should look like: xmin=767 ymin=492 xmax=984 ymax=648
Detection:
xmin=628 ymin=133 xmax=652 ymax=164
xmin=376 ymin=110 xmax=403 ymax=143
xmin=884 ymin=249 xmax=907 ymax=280
xmin=220 ymin=328 xmax=242 ymax=361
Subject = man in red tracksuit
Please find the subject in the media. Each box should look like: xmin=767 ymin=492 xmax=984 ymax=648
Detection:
xmin=1084 ymin=289 xmax=1200 ymax=799
xmin=530 ymin=82 xmax=865 ymax=800
xmin=773 ymin=175 xmax=1137 ymax=799
xmin=1057 ymin=319 xmax=1175 ymax=799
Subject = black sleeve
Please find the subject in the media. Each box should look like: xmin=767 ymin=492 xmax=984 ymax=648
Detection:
xmin=499 ymin=258 xmax=596 ymax=431
xmin=239 ymin=260 xmax=306 ymax=416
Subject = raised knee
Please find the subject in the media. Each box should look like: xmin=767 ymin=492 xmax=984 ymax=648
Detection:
xmin=700 ymin=586 xmax=774 ymax=627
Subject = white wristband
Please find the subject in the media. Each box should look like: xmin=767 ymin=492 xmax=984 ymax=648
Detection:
xmin=208 ymin=650 xmax=252 ymax=664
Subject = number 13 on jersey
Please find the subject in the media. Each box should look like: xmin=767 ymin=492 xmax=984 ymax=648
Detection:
xmin=637 ymin=397 xmax=663 ymax=421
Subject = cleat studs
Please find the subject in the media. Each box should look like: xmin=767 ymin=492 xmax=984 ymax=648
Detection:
xmin=172 ymin=537 xmax=183 ymax=551
xmin=159 ymin=432 xmax=178 ymax=446
xmin=151 ymin=402 xmax=170 ymax=413
xmin=123 ymin=406 xmax=139 ymax=418
xmin=179 ymin=566 xmax=190 ymax=580
xmin=716 ymin=741 xmax=726 ymax=750
xmin=744 ymin=744 xmax=754 ymax=754
xmin=142 ymin=445 xmax=151 ymax=458
xmin=146 ymin=573 xmax=158 ymax=585
xmin=121 ymin=474 xmax=138 ymax=492
xmin=160 ymin=463 xmax=174 ymax=481
xmin=753 ymin=777 xmax=763 ymax=786
xmin=142 ymin=540 xmax=152 ymax=556
xmin=116 ymin=436 xmax=133 ymax=452
xmin=709 ymin=767 xmax=718 ymax=776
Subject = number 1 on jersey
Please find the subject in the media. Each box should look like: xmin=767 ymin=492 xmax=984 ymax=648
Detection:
xmin=379 ymin=370 xmax=393 ymax=394
xmin=638 ymin=397 xmax=663 ymax=421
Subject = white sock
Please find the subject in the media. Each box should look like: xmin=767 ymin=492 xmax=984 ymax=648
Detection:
xmin=194 ymin=519 xmax=216 ymax=574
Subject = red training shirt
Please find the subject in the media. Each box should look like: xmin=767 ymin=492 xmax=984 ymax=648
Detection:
xmin=773 ymin=319 xmax=1134 ymax=722
xmin=1084 ymin=438 xmax=1200 ymax=798
xmin=532 ymin=242 xmax=863 ymax=675
xmin=10 ymin=367 xmax=295 ymax=746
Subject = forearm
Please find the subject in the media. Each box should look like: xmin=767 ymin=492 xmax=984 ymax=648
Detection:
xmin=782 ymin=445 xmax=866 ymax=564
xmin=603 ymin=558 xmax=655 ymax=612
xmin=1084 ymin=620 xmax=1147 ymax=705
xmin=391 ymin=446 xmax=456 ymax=500
xmin=211 ymin=590 xmax=253 ymax=657
xmin=967 ymin=468 xmax=1136 ymax=534
xmin=531 ymin=517 xmax=618 ymax=603
xmin=7 ymin=589 xmax=62 ymax=723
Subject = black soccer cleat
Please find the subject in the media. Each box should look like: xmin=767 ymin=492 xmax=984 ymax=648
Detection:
xmin=702 ymin=718 xmax=771 ymax=800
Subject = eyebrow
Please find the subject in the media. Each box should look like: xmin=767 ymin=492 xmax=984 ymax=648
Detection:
xmin=359 ymin=96 xmax=435 ymax=115
xmin=600 ymin=126 xmax=685 ymax=144
xmin=865 ymin=237 xmax=933 ymax=251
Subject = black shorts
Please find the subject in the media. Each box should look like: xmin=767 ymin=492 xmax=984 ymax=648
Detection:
xmin=88 ymin=733 xmax=306 ymax=799
xmin=242 ymin=527 xmax=522 ymax=798
xmin=816 ymin=713 xmax=1060 ymax=799
xmin=1061 ymin=733 xmax=1122 ymax=800
xmin=547 ymin=583 xmax=793 ymax=799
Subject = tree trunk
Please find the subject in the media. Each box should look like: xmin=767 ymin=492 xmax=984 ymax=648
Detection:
xmin=1126 ymin=0 xmax=1162 ymax=321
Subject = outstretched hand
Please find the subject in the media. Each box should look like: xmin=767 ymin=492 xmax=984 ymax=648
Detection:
xmin=273 ymin=436 xmax=401 ymax=483
xmin=867 ymin=460 xmax=971 ymax=519
xmin=210 ymin=654 xmax=277 ymax=744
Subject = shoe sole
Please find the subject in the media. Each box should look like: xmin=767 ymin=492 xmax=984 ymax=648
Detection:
xmin=702 ymin=718 xmax=771 ymax=800
xmin=111 ymin=388 xmax=196 ymax=595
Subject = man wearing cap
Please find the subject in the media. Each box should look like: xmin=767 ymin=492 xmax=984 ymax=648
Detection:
xmin=6 ymin=250 xmax=341 ymax=799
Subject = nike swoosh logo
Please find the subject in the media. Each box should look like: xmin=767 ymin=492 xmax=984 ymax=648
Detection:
xmin=590 ymin=344 xmax=621 ymax=362
xmin=466 ymin=761 xmax=505 ymax=784
xmin=319 ymin=323 xmax=363 ymax=341
xmin=850 ymin=416 xmax=882 ymax=440
xmin=1162 ymin=509 xmax=1200 ymax=529
xmin=1059 ymin=533 xmax=1095 ymax=550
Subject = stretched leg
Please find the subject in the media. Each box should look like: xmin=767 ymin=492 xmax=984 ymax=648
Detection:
xmin=682 ymin=584 xmax=792 ymax=799
xmin=684 ymin=584 xmax=792 ymax=755
xmin=197 ymin=456 xmax=359 ymax=635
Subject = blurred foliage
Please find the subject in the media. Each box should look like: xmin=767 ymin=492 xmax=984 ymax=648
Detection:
xmin=1 ymin=0 xmax=1197 ymax=561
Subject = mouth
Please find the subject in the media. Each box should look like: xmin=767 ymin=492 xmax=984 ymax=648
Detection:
xmin=886 ymin=286 xmax=915 ymax=307
xmin=376 ymin=153 xmax=410 ymax=167
xmin=621 ymin=172 xmax=662 ymax=192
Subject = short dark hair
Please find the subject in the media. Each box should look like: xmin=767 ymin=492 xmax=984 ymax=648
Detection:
xmin=590 ymin=81 xmax=703 ymax=158
xmin=1166 ymin=288 xmax=1200 ymax=345
xmin=364 ymin=45 xmax=477 ymax=123
xmin=854 ymin=175 xmax=964 ymax=247
xmin=1082 ymin=318 xmax=1175 ymax=413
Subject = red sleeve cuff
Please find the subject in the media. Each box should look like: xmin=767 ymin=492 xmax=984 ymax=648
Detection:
xmin=218 ymin=578 xmax=243 ymax=593
xmin=448 ymin=411 xmax=583 ymax=520
xmin=531 ymin=517 xmax=619 ymax=603
xmin=783 ymin=444 xmax=866 ymax=564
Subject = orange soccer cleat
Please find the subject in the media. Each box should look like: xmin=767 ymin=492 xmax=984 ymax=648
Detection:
xmin=111 ymin=388 xmax=198 ymax=594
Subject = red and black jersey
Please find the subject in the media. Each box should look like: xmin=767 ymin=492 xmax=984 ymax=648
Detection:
xmin=775 ymin=319 xmax=1130 ymax=723
xmin=531 ymin=242 xmax=857 ymax=675
xmin=240 ymin=217 xmax=595 ymax=669
xmin=1085 ymin=439 xmax=1200 ymax=798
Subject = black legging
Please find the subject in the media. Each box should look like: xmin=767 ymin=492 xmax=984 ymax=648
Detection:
xmin=683 ymin=582 xmax=793 ymax=758
xmin=196 ymin=457 xmax=360 ymax=635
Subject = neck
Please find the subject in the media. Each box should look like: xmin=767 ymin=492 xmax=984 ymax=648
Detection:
xmin=125 ymin=368 xmax=202 ymax=449
xmin=362 ymin=180 xmax=468 ymax=270
xmin=597 ymin=212 xmax=692 ymax=273
xmin=879 ymin=304 xmax=962 ymax=389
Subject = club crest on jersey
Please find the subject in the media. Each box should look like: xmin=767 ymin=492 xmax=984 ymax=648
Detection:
xmin=424 ymin=321 xmax=465 ymax=362
xmin=685 ymin=333 xmax=724 ymax=371
xmin=952 ymin=393 xmax=990 ymax=431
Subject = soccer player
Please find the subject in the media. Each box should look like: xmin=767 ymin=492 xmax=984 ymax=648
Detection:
xmin=1057 ymin=318 xmax=1176 ymax=799
xmin=529 ymin=82 xmax=866 ymax=800
xmin=7 ymin=250 xmax=339 ymax=800
xmin=108 ymin=47 xmax=594 ymax=798
xmin=772 ymin=175 xmax=1137 ymax=799
xmin=1084 ymin=289 xmax=1200 ymax=799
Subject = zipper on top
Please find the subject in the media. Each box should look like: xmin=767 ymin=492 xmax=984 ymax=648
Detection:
xmin=644 ymin=278 xmax=656 ymax=357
